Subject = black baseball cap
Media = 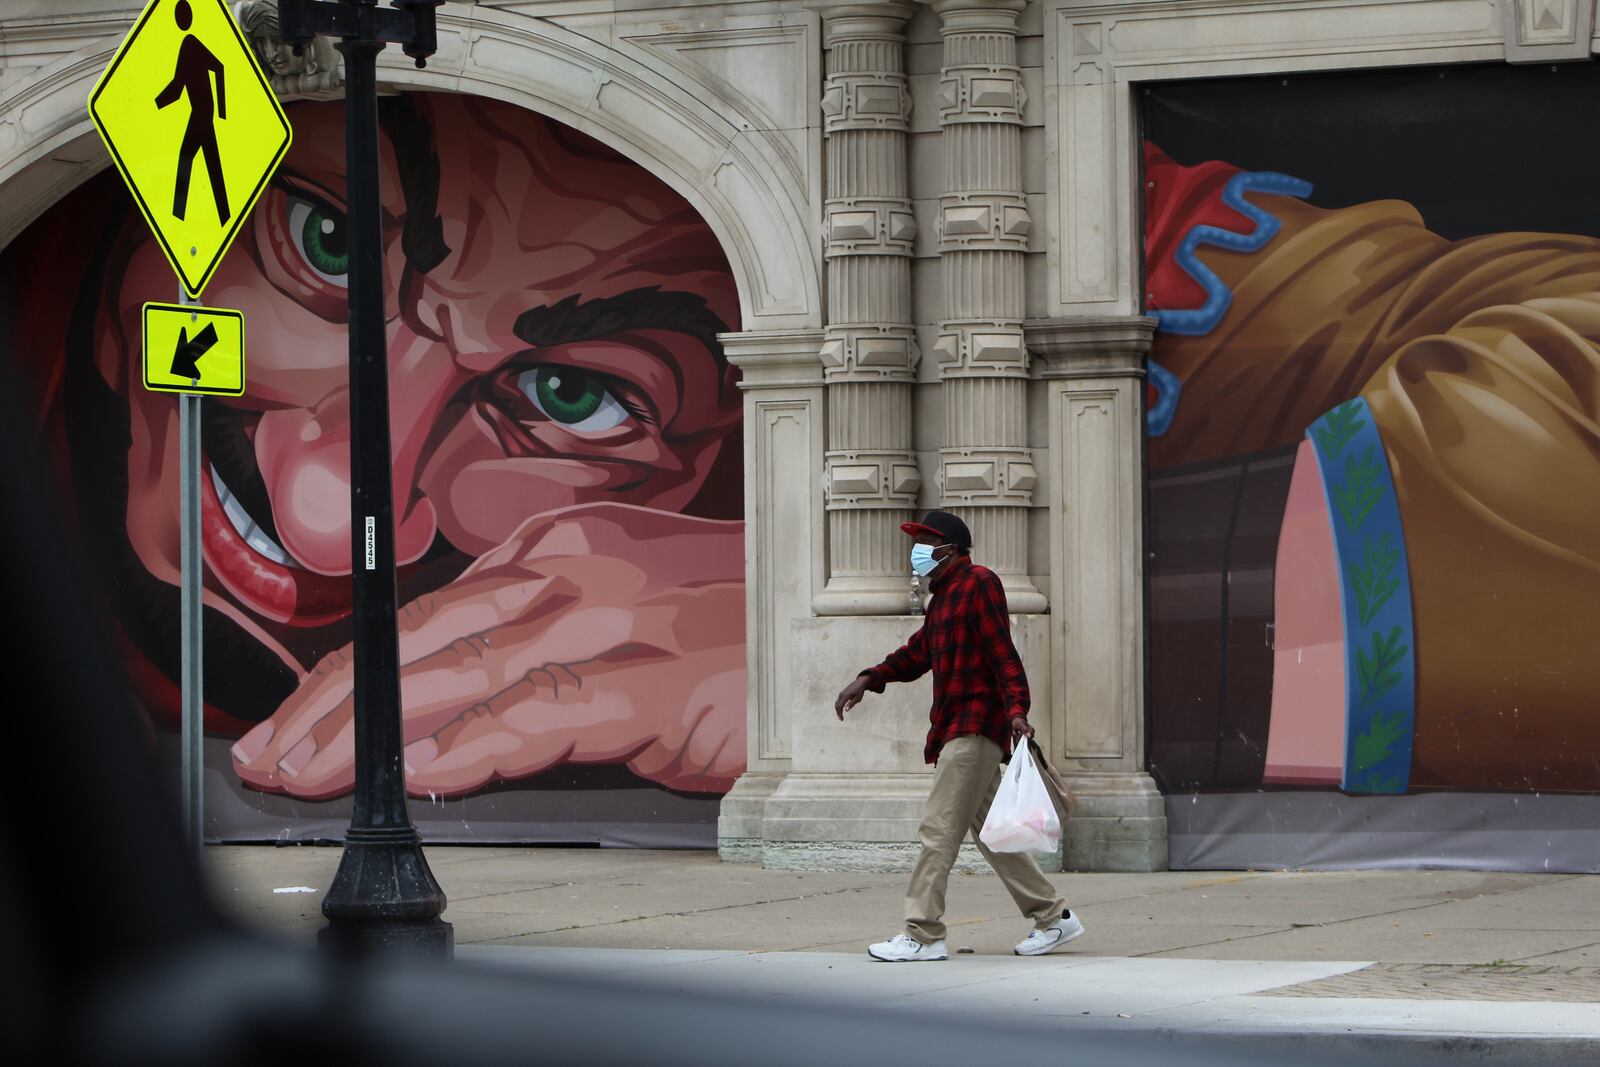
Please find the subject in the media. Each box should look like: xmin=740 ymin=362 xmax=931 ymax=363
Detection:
xmin=900 ymin=509 xmax=972 ymax=550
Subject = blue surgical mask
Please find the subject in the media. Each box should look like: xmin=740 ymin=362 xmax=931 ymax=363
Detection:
xmin=910 ymin=543 xmax=948 ymax=577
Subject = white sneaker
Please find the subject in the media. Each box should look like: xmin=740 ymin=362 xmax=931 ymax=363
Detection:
xmin=868 ymin=933 xmax=949 ymax=962
xmin=1014 ymin=912 xmax=1085 ymax=956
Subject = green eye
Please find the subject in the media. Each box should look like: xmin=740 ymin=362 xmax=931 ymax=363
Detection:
xmin=517 ymin=366 xmax=631 ymax=432
xmin=534 ymin=368 xmax=603 ymax=422
xmin=286 ymin=193 xmax=349 ymax=283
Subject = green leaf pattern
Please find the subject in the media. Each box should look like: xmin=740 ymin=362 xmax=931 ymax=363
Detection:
xmin=1313 ymin=400 xmax=1365 ymax=460
xmin=1352 ymin=707 xmax=1411 ymax=775
xmin=1355 ymin=625 xmax=1408 ymax=706
xmin=1350 ymin=533 xmax=1401 ymax=628
xmin=1334 ymin=447 xmax=1384 ymax=531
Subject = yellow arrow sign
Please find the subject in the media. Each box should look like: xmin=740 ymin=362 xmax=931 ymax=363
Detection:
xmin=143 ymin=302 xmax=245 ymax=395
xmin=89 ymin=0 xmax=292 ymax=298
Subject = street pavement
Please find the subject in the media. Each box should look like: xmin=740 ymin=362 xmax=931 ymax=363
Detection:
xmin=205 ymin=845 xmax=1600 ymax=1061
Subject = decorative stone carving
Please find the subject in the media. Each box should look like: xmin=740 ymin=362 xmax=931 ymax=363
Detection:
xmin=1502 ymin=0 xmax=1596 ymax=62
xmin=825 ymin=450 xmax=923 ymax=506
xmin=937 ymin=446 xmax=1036 ymax=503
xmin=930 ymin=324 xmax=1028 ymax=375
xmin=819 ymin=326 xmax=920 ymax=379
xmin=936 ymin=67 xmax=1026 ymax=123
xmin=233 ymin=0 xmax=343 ymax=97
xmin=825 ymin=197 xmax=918 ymax=255
xmin=938 ymin=193 xmax=1029 ymax=243
xmin=820 ymin=73 xmax=914 ymax=132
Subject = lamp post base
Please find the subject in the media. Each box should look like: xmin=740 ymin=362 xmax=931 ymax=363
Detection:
xmin=318 ymin=830 xmax=453 ymax=959
xmin=319 ymin=917 xmax=454 ymax=958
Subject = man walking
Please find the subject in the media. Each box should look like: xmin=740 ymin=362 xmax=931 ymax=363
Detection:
xmin=834 ymin=510 xmax=1083 ymax=961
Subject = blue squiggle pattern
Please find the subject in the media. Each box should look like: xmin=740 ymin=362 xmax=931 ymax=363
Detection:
xmin=1146 ymin=359 xmax=1182 ymax=436
xmin=1152 ymin=170 xmax=1313 ymax=337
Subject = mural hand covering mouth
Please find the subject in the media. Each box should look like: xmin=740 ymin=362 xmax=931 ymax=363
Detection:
xmin=231 ymin=502 xmax=747 ymax=798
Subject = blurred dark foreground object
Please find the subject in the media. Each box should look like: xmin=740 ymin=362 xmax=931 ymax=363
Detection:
xmin=0 ymin=334 xmax=1561 ymax=1067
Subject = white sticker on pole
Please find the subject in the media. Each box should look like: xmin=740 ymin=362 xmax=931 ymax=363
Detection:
xmin=364 ymin=516 xmax=376 ymax=570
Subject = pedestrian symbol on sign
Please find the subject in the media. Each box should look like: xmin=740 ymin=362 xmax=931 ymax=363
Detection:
xmin=156 ymin=0 xmax=230 ymax=224
xmin=87 ymin=0 xmax=291 ymax=297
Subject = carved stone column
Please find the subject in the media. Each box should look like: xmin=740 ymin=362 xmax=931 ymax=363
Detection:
xmin=811 ymin=1 xmax=922 ymax=616
xmin=929 ymin=0 xmax=1045 ymax=612
xmin=1027 ymin=315 xmax=1167 ymax=872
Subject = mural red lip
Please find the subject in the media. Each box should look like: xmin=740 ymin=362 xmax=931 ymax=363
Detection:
xmin=199 ymin=457 xmax=353 ymax=626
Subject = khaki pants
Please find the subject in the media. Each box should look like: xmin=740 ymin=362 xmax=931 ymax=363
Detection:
xmin=905 ymin=734 xmax=1067 ymax=944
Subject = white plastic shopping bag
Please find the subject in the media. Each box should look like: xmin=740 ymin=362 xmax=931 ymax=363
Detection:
xmin=979 ymin=739 xmax=1062 ymax=853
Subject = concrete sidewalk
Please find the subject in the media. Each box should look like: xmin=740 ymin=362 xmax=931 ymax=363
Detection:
xmin=204 ymin=846 xmax=1600 ymax=1057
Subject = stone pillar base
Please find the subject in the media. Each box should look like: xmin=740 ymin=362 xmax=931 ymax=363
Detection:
xmin=998 ymin=574 xmax=1048 ymax=615
xmin=1060 ymin=771 xmax=1169 ymax=872
xmin=716 ymin=613 xmax=1068 ymax=871
xmin=762 ymin=772 xmax=928 ymax=871
xmin=717 ymin=771 xmax=787 ymax=864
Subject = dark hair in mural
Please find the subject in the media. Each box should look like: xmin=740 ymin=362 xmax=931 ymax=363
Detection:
xmin=378 ymin=94 xmax=449 ymax=274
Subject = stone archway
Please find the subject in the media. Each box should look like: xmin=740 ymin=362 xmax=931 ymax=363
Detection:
xmin=0 ymin=3 xmax=822 ymax=332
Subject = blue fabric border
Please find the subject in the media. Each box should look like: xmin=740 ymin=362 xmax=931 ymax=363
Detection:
xmin=1306 ymin=398 xmax=1417 ymax=795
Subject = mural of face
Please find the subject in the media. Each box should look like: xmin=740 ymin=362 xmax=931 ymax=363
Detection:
xmin=73 ymin=91 xmax=747 ymax=800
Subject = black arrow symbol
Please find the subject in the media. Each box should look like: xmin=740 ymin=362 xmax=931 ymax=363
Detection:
xmin=170 ymin=322 xmax=218 ymax=381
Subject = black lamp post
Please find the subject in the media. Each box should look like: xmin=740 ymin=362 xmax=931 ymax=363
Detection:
xmin=277 ymin=0 xmax=451 ymax=958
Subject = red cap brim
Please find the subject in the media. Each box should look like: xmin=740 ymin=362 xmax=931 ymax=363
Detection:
xmin=900 ymin=522 xmax=942 ymax=539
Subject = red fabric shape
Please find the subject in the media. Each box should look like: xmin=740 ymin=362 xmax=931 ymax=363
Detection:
xmin=1143 ymin=142 xmax=1248 ymax=314
xmin=862 ymin=554 xmax=1031 ymax=764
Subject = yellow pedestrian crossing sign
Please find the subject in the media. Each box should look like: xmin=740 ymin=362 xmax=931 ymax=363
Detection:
xmin=143 ymin=302 xmax=245 ymax=395
xmin=89 ymin=0 xmax=292 ymax=298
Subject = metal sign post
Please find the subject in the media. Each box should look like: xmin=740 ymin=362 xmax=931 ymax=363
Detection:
xmin=178 ymin=288 xmax=203 ymax=858
xmin=88 ymin=0 xmax=282 ymax=864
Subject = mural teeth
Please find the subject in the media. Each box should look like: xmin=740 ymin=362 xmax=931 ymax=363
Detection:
xmin=208 ymin=463 xmax=301 ymax=570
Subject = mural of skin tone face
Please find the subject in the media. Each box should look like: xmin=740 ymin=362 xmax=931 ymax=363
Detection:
xmin=95 ymin=92 xmax=747 ymax=800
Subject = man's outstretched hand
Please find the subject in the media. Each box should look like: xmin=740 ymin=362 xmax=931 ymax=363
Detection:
xmin=231 ymin=503 xmax=747 ymax=800
xmin=835 ymin=674 xmax=871 ymax=720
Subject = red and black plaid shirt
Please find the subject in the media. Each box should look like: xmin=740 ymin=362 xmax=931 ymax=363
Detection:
xmin=861 ymin=554 xmax=1030 ymax=764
